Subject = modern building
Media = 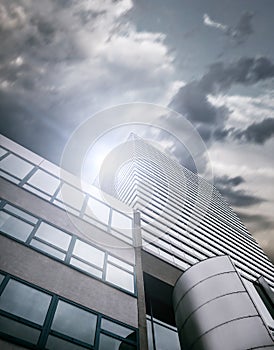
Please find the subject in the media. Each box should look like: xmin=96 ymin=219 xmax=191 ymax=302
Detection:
xmin=0 ymin=134 xmax=273 ymax=350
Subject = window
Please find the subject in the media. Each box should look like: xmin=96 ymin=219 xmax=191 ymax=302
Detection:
xmin=0 ymin=202 xmax=136 ymax=294
xmin=0 ymin=211 xmax=34 ymax=242
xmin=0 ymin=279 xmax=51 ymax=325
xmin=0 ymin=274 xmax=139 ymax=349
xmin=25 ymin=169 xmax=60 ymax=196
xmin=0 ymin=154 xmax=33 ymax=183
xmin=85 ymin=197 xmax=110 ymax=224
xmin=51 ymin=300 xmax=97 ymax=345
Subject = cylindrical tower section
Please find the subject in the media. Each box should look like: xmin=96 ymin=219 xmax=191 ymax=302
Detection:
xmin=173 ymin=255 xmax=273 ymax=350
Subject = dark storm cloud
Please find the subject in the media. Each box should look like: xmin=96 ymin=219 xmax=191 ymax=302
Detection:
xmin=214 ymin=175 xmax=265 ymax=207
xmin=233 ymin=117 xmax=274 ymax=144
xmin=227 ymin=12 xmax=254 ymax=45
xmin=169 ymin=56 xmax=274 ymax=143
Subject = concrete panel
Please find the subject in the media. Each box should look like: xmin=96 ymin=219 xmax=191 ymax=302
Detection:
xmin=0 ymin=235 xmax=138 ymax=328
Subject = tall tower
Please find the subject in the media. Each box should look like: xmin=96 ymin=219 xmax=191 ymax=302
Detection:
xmin=100 ymin=134 xmax=274 ymax=349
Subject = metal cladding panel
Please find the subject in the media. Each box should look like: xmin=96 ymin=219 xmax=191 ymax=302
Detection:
xmin=173 ymin=255 xmax=235 ymax=307
xmin=174 ymin=272 xmax=245 ymax=327
xmin=192 ymin=317 xmax=274 ymax=350
xmin=173 ymin=256 xmax=273 ymax=350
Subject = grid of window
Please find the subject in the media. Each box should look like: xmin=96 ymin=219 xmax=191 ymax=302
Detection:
xmin=0 ymin=147 xmax=133 ymax=244
xmin=0 ymin=201 xmax=136 ymax=294
xmin=0 ymin=273 xmax=138 ymax=349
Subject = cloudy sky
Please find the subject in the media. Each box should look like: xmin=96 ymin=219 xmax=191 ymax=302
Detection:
xmin=1 ymin=0 xmax=274 ymax=262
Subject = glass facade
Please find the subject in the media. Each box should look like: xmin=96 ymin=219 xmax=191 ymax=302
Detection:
xmin=0 ymin=201 xmax=136 ymax=294
xmin=0 ymin=274 xmax=138 ymax=350
xmin=0 ymin=146 xmax=133 ymax=245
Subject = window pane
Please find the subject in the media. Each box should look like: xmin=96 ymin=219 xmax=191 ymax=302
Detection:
xmin=0 ymin=211 xmax=33 ymax=242
xmin=0 ymin=274 xmax=5 ymax=285
xmin=106 ymin=264 xmax=134 ymax=293
xmin=27 ymin=169 xmax=60 ymax=195
xmin=99 ymin=334 xmax=136 ymax=350
xmin=1 ymin=154 xmax=33 ymax=179
xmin=108 ymin=255 xmax=134 ymax=273
xmin=154 ymin=322 xmax=180 ymax=350
xmin=73 ymin=240 xmax=105 ymax=268
xmin=146 ymin=319 xmax=154 ymax=350
xmin=70 ymin=257 xmax=103 ymax=278
xmin=56 ymin=184 xmax=85 ymax=211
xmin=4 ymin=204 xmax=38 ymax=224
xmin=51 ymin=300 xmax=97 ymax=344
xmin=35 ymin=222 xmax=71 ymax=250
xmin=111 ymin=211 xmax=132 ymax=231
xmin=46 ymin=335 xmax=88 ymax=350
xmin=0 ymin=316 xmax=40 ymax=344
xmin=101 ymin=319 xmax=136 ymax=340
xmin=85 ymin=197 xmax=110 ymax=224
xmin=0 ymin=279 xmax=51 ymax=325
xmin=30 ymin=239 xmax=66 ymax=260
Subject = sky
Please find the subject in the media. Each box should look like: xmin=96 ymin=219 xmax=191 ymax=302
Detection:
xmin=0 ymin=0 xmax=274 ymax=262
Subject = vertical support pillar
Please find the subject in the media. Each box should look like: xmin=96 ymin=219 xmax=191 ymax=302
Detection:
xmin=133 ymin=210 xmax=149 ymax=350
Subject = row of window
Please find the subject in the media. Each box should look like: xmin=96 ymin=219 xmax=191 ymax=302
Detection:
xmin=0 ymin=148 xmax=133 ymax=244
xmin=0 ymin=273 xmax=138 ymax=349
xmin=0 ymin=201 xmax=135 ymax=294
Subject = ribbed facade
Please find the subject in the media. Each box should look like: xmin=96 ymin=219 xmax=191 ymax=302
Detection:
xmin=105 ymin=135 xmax=274 ymax=289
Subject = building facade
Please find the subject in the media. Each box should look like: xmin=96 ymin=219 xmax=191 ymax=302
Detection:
xmin=0 ymin=134 xmax=273 ymax=349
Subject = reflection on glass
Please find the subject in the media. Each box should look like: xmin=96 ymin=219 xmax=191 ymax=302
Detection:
xmin=27 ymin=169 xmax=60 ymax=195
xmin=0 ymin=274 xmax=5 ymax=285
xmin=30 ymin=239 xmax=66 ymax=260
xmin=101 ymin=319 xmax=136 ymax=340
xmin=154 ymin=321 xmax=180 ymax=350
xmin=3 ymin=204 xmax=38 ymax=224
xmin=106 ymin=264 xmax=134 ymax=293
xmin=111 ymin=211 xmax=132 ymax=231
xmin=85 ymin=197 xmax=110 ymax=224
xmin=46 ymin=335 xmax=88 ymax=350
xmin=99 ymin=334 xmax=136 ymax=350
xmin=0 ymin=279 xmax=51 ymax=325
xmin=108 ymin=255 xmax=134 ymax=273
xmin=70 ymin=257 xmax=103 ymax=278
xmin=0 ymin=212 xmax=33 ymax=242
xmin=51 ymin=300 xmax=97 ymax=344
xmin=35 ymin=222 xmax=71 ymax=250
xmin=73 ymin=240 xmax=105 ymax=268
xmin=0 ymin=316 xmax=40 ymax=344
xmin=0 ymin=154 xmax=33 ymax=179
xmin=57 ymin=184 xmax=85 ymax=210
xmin=146 ymin=319 xmax=154 ymax=350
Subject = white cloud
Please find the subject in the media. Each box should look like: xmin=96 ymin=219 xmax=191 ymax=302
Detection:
xmin=203 ymin=13 xmax=227 ymax=31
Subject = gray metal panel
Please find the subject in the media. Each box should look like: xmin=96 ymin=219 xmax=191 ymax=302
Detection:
xmin=173 ymin=255 xmax=235 ymax=308
xmin=173 ymin=256 xmax=273 ymax=350
xmin=192 ymin=316 xmax=274 ymax=350
xmin=181 ymin=293 xmax=257 ymax=346
xmin=175 ymin=271 xmax=244 ymax=326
